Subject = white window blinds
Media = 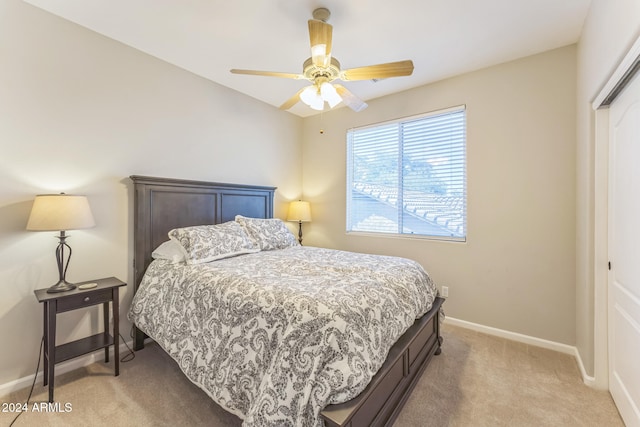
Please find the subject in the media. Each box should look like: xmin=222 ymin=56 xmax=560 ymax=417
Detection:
xmin=346 ymin=106 xmax=466 ymax=240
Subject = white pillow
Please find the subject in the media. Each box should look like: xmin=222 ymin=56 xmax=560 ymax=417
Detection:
xmin=235 ymin=215 xmax=299 ymax=251
xmin=152 ymin=240 xmax=186 ymax=263
xmin=168 ymin=221 xmax=259 ymax=265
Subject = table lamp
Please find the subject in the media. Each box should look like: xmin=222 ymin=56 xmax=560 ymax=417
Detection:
xmin=287 ymin=200 xmax=311 ymax=245
xmin=27 ymin=193 xmax=96 ymax=293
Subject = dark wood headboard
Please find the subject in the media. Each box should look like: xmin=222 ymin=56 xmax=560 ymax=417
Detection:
xmin=130 ymin=175 xmax=276 ymax=349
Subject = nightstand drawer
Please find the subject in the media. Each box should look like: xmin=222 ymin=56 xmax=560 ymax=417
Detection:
xmin=57 ymin=289 xmax=112 ymax=312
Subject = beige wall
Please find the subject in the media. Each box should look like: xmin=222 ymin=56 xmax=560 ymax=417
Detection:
xmin=302 ymin=46 xmax=577 ymax=345
xmin=575 ymin=0 xmax=640 ymax=377
xmin=0 ymin=0 xmax=302 ymax=387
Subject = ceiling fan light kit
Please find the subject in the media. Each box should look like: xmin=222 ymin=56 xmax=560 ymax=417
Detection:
xmin=300 ymin=79 xmax=341 ymax=111
xmin=300 ymin=85 xmax=324 ymax=110
xmin=230 ymin=7 xmax=414 ymax=113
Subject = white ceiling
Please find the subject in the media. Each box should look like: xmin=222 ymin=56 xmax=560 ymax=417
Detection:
xmin=24 ymin=0 xmax=591 ymax=117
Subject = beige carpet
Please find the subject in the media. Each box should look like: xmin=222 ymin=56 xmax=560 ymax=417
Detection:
xmin=1 ymin=324 xmax=623 ymax=427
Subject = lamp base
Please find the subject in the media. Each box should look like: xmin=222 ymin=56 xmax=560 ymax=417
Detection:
xmin=47 ymin=232 xmax=76 ymax=293
xmin=46 ymin=279 xmax=77 ymax=294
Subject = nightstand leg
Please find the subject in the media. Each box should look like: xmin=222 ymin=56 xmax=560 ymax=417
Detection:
xmin=43 ymin=302 xmax=48 ymax=387
xmin=103 ymin=301 xmax=109 ymax=363
xmin=113 ymin=288 xmax=120 ymax=376
xmin=47 ymin=300 xmax=57 ymax=403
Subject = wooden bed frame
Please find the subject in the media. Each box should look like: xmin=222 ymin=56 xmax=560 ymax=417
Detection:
xmin=130 ymin=175 xmax=444 ymax=427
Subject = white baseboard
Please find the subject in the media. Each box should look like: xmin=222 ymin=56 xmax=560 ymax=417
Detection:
xmin=444 ymin=317 xmax=603 ymax=389
xmin=444 ymin=316 xmax=576 ymax=354
xmin=0 ymin=341 xmax=134 ymax=399
xmin=446 ymin=317 xmax=604 ymax=388
xmin=444 ymin=317 xmax=601 ymax=387
xmin=574 ymin=347 xmax=598 ymax=388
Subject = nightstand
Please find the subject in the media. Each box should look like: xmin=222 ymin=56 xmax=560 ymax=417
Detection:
xmin=34 ymin=277 xmax=126 ymax=403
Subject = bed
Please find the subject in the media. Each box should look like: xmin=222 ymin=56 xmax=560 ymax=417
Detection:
xmin=128 ymin=175 xmax=444 ymax=427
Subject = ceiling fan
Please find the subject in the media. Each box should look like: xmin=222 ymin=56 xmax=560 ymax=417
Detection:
xmin=230 ymin=7 xmax=414 ymax=113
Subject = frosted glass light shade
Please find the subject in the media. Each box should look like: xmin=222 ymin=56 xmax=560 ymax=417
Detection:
xmin=320 ymin=82 xmax=341 ymax=108
xmin=27 ymin=194 xmax=96 ymax=231
xmin=300 ymin=82 xmax=343 ymax=111
xmin=300 ymin=85 xmax=324 ymax=111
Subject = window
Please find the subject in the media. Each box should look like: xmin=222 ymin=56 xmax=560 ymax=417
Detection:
xmin=346 ymin=106 xmax=466 ymax=240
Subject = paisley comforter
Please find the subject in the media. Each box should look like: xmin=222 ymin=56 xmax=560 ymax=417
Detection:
xmin=128 ymin=246 xmax=437 ymax=426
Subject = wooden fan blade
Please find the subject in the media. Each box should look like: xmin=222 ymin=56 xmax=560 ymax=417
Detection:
xmin=308 ymin=19 xmax=332 ymax=67
xmin=230 ymin=69 xmax=304 ymax=79
xmin=334 ymin=84 xmax=368 ymax=112
xmin=279 ymin=88 xmax=306 ymax=110
xmin=340 ymin=60 xmax=414 ymax=81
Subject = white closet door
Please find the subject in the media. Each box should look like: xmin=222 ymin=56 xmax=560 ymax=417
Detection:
xmin=609 ymin=67 xmax=640 ymax=427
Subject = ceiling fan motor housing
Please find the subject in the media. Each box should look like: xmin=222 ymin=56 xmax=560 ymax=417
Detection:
xmin=303 ymin=57 xmax=341 ymax=82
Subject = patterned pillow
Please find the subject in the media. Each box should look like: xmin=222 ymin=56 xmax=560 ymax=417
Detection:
xmin=235 ymin=215 xmax=299 ymax=251
xmin=168 ymin=221 xmax=259 ymax=265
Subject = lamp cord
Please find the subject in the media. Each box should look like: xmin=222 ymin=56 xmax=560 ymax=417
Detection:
xmin=119 ymin=327 xmax=136 ymax=363
xmin=9 ymin=329 xmax=135 ymax=426
xmin=9 ymin=336 xmax=44 ymax=427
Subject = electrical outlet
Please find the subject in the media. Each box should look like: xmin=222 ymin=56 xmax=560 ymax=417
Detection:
xmin=441 ymin=286 xmax=449 ymax=298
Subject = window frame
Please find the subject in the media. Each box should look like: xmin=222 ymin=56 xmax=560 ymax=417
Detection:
xmin=345 ymin=105 xmax=467 ymax=242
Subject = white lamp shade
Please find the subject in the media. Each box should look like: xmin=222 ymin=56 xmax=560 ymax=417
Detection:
xmin=287 ymin=201 xmax=312 ymax=222
xmin=27 ymin=194 xmax=96 ymax=231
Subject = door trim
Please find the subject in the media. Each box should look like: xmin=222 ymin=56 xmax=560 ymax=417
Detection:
xmin=591 ymin=33 xmax=640 ymax=390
